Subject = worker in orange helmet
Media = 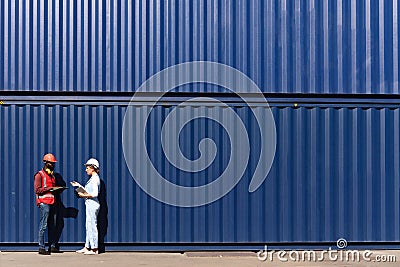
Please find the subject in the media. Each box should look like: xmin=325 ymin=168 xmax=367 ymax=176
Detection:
xmin=34 ymin=153 xmax=65 ymax=255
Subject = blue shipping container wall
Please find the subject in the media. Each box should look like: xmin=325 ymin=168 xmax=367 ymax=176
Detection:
xmin=1 ymin=0 xmax=400 ymax=94
xmin=1 ymin=104 xmax=399 ymax=244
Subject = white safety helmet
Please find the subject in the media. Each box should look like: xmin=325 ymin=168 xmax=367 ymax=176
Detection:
xmin=84 ymin=158 xmax=100 ymax=170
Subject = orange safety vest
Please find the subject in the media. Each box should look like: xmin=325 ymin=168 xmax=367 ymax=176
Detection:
xmin=35 ymin=170 xmax=55 ymax=206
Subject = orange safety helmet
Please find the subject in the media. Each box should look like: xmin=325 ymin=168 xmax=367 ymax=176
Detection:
xmin=43 ymin=153 xmax=57 ymax=163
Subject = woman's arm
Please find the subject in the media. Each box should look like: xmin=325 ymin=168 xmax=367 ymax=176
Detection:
xmin=78 ymin=192 xmax=93 ymax=198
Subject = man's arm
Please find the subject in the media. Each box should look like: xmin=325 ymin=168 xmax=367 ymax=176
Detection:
xmin=34 ymin=173 xmax=51 ymax=194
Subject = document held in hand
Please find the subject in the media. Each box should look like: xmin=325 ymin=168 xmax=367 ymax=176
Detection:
xmin=70 ymin=181 xmax=88 ymax=194
xmin=49 ymin=186 xmax=68 ymax=192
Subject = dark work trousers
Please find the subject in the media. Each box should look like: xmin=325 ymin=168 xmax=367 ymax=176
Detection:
xmin=47 ymin=202 xmax=64 ymax=249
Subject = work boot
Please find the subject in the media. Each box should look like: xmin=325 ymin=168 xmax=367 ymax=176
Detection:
xmin=50 ymin=247 xmax=62 ymax=253
xmin=38 ymin=248 xmax=50 ymax=255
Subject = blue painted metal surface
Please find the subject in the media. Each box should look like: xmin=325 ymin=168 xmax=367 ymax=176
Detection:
xmin=1 ymin=0 xmax=400 ymax=94
xmin=0 ymin=102 xmax=399 ymax=246
xmin=1 ymin=0 xmax=400 ymax=250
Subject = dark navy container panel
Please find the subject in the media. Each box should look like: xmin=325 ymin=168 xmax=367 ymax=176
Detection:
xmin=1 ymin=0 xmax=400 ymax=94
xmin=1 ymin=104 xmax=399 ymax=244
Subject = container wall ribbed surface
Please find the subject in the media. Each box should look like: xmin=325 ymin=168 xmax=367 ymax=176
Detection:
xmin=1 ymin=104 xmax=399 ymax=243
xmin=1 ymin=0 xmax=400 ymax=93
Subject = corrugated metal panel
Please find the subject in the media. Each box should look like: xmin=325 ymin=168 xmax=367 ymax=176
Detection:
xmin=1 ymin=0 xmax=400 ymax=94
xmin=1 ymin=103 xmax=399 ymax=244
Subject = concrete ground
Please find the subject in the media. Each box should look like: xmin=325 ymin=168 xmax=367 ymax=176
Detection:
xmin=1 ymin=250 xmax=400 ymax=267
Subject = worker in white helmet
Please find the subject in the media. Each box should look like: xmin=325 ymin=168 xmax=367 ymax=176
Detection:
xmin=71 ymin=158 xmax=101 ymax=255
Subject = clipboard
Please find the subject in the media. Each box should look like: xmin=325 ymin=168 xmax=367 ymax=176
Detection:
xmin=49 ymin=186 xmax=68 ymax=192
xmin=70 ymin=181 xmax=88 ymax=194
xmin=75 ymin=186 xmax=88 ymax=194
